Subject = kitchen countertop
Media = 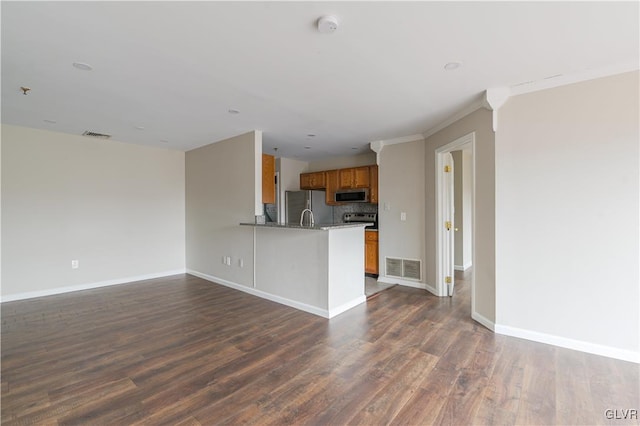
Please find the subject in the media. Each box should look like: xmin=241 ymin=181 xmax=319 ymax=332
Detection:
xmin=240 ymin=222 xmax=373 ymax=231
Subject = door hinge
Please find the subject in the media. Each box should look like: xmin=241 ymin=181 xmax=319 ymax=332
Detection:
xmin=445 ymin=276 xmax=452 ymax=284
xmin=444 ymin=165 xmax=451 ymax=173
xmin=445 ymin=221 xmax=452 ymax=230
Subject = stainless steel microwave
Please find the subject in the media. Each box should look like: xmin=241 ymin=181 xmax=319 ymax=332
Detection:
xmin=335 ymin=188 xmax=369 ymax=203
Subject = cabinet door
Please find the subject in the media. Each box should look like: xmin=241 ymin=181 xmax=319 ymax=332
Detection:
xmin=338 ymin=168 xmax=354 ymax=188
xmin=369 ymin=165 xmax=378 ymax=204
xmin=365 ymin=231 xmax=379 ymax=274
xmin=325 ymin=169 xmax=340 ymax=205
xmin=300 ymin=171 xmax=326 ymax=189
xmin=310 ymin=171 xmax=326 ymax=188
xmin=353 ymin=166 xmax=370 ymax=188
xmin=300 ymin=173 xmax=312 ymax=189
xmin=339 ymin=166 xmax=370 ymax=189
xmin=262 ymin=154 xmax=275 ymax=204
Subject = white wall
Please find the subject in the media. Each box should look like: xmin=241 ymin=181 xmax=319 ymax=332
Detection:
xmin=424 ymin=108 xmax=496 ymax=323
xmin=306 ymin=152 xmax=376 ymax=172
xmin=495 ymin=71 xmax=639 ymax=361
xmin=253 ymin=226 xmax=365 ymax=318
xmin=453 ymin=149 xmax=472 ymax=270
xmin=185 ymin=131 xmax=260 ymax=287
xmin=378 ymin=139 xmax=427 ymax=289
xmin=1 ymin=125 xmax=186 ymax=300
xmin=462 ymin=149 xmax=472 ymax=268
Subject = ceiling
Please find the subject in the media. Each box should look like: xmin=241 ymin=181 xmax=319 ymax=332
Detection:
xmin=2 ymin=2 xmax=638 ymax=161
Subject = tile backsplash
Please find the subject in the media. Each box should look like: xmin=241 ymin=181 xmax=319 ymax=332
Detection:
xmin=264 ymin=203 xmax=278 ymax=223
xmin=332 ymin=203 xmax=378 ymax=223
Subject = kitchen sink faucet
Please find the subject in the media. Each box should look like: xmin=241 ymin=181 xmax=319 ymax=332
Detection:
xmin=300 ymin=208 xmax=315 ymax=227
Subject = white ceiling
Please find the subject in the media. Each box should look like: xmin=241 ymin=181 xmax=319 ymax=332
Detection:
xmin=2 ymin=1 xmax=638 ymax=160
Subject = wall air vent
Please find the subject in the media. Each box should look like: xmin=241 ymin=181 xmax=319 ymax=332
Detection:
xmin=385 ymin=257 xmax=422 ymax=281
xmin=82 ymin=131 xmax=111 ymax=139
xmin=386 ymin=258 xmax=403 ymax=277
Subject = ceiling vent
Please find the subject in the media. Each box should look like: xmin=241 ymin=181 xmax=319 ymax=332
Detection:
xmin=82 ymin=130 xmax=111 ymax=139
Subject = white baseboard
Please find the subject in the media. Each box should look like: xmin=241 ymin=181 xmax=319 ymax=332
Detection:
xmin=1 ymin=269 xmax=187 ymax=303
xmin=377 ymin=275 xmax=438 ymax=296
xmin=187 ymin=269 xmax=363 ymax=319
xmin=454 ymin=262 xmax=472 ymax=272
xmin=495 ymin=324 xmax=640 ymax=364
xmin=471 ymin=311 xmax=495 ymax=331
xmin=329 ymin=296 xmax=367 ymax=318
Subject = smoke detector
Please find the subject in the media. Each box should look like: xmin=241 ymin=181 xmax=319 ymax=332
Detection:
xmin=317 ymin=15 xmax=339 ymax=34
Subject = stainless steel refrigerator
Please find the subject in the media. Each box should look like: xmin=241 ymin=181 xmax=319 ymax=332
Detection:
xmin=285 ymin=190 xmax=333 ymax=226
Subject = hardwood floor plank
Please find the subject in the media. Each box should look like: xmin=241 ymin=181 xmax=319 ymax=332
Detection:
xmin=3 ymin=378 xmax=137 ymax=426
xmin=473 ymin=339 xmax=525 ymax=424
xmin=348 ymin=350 xmax=439 ymax=425
xmin=2 ymin=272 xmax=637 ymax=425
xmin=555 ymin=349 xmax=601 ymax=425
xmin=515 ymin=362 xmax=557 ymax=425
xmin=390 ymin=366 xmax=456 ymax=425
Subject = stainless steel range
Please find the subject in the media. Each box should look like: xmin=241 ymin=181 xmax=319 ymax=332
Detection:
xmin=343 ymin=212 xmax=377 ymax=229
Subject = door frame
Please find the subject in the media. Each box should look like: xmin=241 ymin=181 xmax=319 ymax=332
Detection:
xmin=435 ymin=132 xmax=475 ymax=304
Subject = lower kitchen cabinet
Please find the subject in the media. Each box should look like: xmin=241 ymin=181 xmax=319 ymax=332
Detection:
xmin=365 ymin=230 xmax=379 ymax=275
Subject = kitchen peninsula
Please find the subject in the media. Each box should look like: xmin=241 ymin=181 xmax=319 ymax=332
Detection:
xmin=240 ymin=222 xmax=371 ymax=318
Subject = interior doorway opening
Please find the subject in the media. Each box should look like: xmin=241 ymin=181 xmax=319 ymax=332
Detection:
xmin=435 ymin=132 xmax=475 ymax=313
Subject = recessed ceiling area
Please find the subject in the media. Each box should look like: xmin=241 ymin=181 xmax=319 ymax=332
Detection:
xmin=1 ymin=2 xmax=638 ymax=160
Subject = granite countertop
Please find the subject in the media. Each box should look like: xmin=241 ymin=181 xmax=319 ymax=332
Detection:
xmin=240 ymin=222 xmax=373 ymax=231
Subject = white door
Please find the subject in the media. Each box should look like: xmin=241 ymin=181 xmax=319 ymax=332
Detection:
xmin=442 ymin=153 xmax=455 ymax=296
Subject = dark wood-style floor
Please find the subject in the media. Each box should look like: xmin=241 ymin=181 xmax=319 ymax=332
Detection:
xmin=2 ymin=271 xmax=639 ymax=425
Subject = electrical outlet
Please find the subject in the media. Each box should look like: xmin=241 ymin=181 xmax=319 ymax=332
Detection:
xmin=71 ymin=259 xmax=79 ymax=269
xmin=400 ymin=212 xmax=407 ymax=221
xmin=226 ymin=256 xmax=232 ymax=266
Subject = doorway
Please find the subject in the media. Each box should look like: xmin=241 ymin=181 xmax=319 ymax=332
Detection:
xmin=435 ymin=133 xmax=475 ymax=310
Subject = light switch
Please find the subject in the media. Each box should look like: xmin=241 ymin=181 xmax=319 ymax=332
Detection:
xmin=400 ymin=212 xmax=406 ymax=221
xmin=384 ymin=202 xmax=391 ymax=211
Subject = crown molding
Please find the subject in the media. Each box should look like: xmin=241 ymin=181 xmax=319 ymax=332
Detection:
xmin=423 ymin=98 xmax=485 ymax=139
xmin=369 ymin=134 xmax=425 ymax=165
xmin=509 ymin=61 xmax=639 ymax=96
xmin=422 ymin=61 xmax=638 ymax=139
xmin=371 ymin=133 xmax=425 ymax=147
xmin=484 ymin=87 xmax=512 ymax=131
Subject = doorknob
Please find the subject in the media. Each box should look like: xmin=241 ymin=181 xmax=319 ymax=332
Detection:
xmin=445 ymin=221 xmax=451 ymax=230
xmin=455 ymin=227 xmax=459 ymax=231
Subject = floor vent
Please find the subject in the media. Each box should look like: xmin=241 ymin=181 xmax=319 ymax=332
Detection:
xmin=385 ymin=257 xmax=422 ymax=281
xmin=82 ymin=130 xmax=111 ymax=139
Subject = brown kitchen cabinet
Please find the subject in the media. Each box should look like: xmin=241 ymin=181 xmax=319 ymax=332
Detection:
xmin=339 ymin=166 xmax=370 ymax=189
xmin=369 ymin=165 xmax=378 ymax=204
xmin=300 ymin=171 xmax=326 ymax=190
xmin=365 ymin=230 xmax=379 ymax=275
xmin=325 ymin=169 xmax=340 ymax=205
xmin=262 ymin=154 xmax=275 ymax=204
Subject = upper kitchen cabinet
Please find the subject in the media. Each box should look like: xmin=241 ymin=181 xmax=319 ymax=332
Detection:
xmin=369 ymin=165 xmax=378 ymax=204
xmin=300 ymin=171 xmax=326 ymax=190
xmin=325 ymin=169 xmax=340 ymax=206
xmin=339 ymin=166 xmax=370 ymax=189
xmin=262 ymin=154 xmax=275 ymax=204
